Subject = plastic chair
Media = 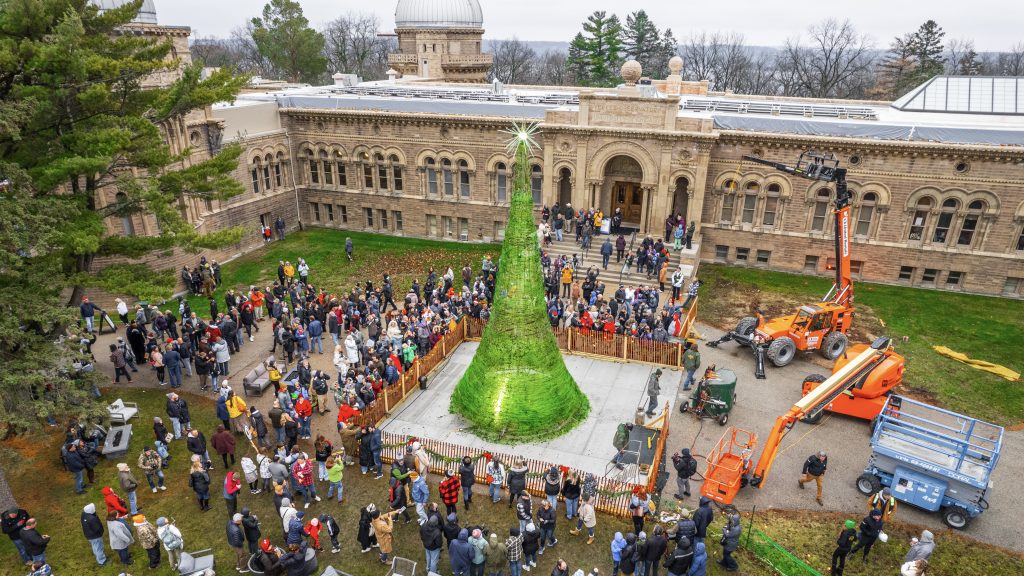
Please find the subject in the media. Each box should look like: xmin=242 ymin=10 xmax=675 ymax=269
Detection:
xmin=386 ymin=556 xmax=417 ymax=576
xmin=177 ymin=548 xmax=215 ymax=575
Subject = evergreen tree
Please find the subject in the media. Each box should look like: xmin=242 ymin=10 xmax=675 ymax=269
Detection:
xmin=0 ymin=0 xmax=247 ymax=430
xmin=872 ymin=33 xmax=919 ymax=100
xmin=622 ymin=10 xmax=660 ymax=73
xmin=251 ymin=0 xmax=328 ymax=83
xmin=957 ymin=49 xmax=982 ymax=75
xmin=907 ymin=20 xmax=946 ymax=86
xmin=566 ymin=11 xmax=623 ymax=87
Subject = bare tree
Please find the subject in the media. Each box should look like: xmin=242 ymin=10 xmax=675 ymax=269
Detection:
xmin=681 ymin=31 xmax=720 ymax=84
xmin=321 ymin=12 xmax=393 ymax=81
xmin=230 ymin=22 xmax=281 ymax=78
xmin=780 ymin=18 xmax=875 ymax=98
xmin=491 ymin=38 xmax=537 ymax=84
xmin=735 ymin=53 xmax=779 ymax=95
xmin=681 ymin=31 xmax=754 ymax=92
xmin=998 ymin=42 xmax=1024 ymax=75
xmin=535 ymin=50 xmax=570 ymax=86
xmin=945 ymin=38 xmax=975 ymax=75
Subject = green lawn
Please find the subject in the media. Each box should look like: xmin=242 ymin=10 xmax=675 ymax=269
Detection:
xmin=2 ymin=390 xmax=1021 ymax=575
xmin=185 ymin=228 xmax=499 ymax=315
xmin=697 ymin=264 xmax=1024 ymax=425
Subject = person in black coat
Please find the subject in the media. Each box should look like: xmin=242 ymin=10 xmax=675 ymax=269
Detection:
xmin=848 ymin=509 xmax=884 ymax=563
xmin=81 ymin=503 xmax=106 ymax=566
xmin=357 ymin=504 xmax=379 ymax=552
xmin=645 ymin=524 xmax=668 ymax=576
xmin=186 ymin=430 xmax=210 ymax=468
xmin=3 ymin=507 xmax=31 ymax=564
xmin=619 ymin=532 xmax=638 ymax=575
xmin=693 ymin=496 xmax=713 ymax=543
xmin=442 ymin=513 xmax=460 ymax=550
xmin=241 ymin=508 xmax=262 ymax=554
xmin=20 ymin=518 xmax=49 ymax=562
xmin=831 ymin=519 xmax=859 ymax=576
xmin=663 ymin=537 xmax=694 ymax=576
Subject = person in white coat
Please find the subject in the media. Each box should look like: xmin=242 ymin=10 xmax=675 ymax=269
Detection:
xmin=156 ymin=517 xmax=183 ymax=571
xmin=115 ymin=298 xmax=130 ymax=325
xmin=345 ymin=333 xmax=359 ymax=366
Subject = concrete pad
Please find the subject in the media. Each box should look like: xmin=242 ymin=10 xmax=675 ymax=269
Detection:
xmin=380 ymin=341 xmax=684 ymax=479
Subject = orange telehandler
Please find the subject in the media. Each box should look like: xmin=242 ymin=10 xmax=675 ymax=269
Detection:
xmin=701 ymin=337 xmax=902 ymax=504
xmin=708 ymin=151 xmax=855 ymax=379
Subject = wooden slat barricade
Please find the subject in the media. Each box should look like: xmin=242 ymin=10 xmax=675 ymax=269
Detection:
xmin=377 ymin=431 xmax=640 ymax=518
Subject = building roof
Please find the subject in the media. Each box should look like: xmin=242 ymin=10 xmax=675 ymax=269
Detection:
xmin=395 ymin=0 xmax=483 ymax=29
xmin=892 ymin=76 xmax=1024 ymax=115
xmin=91 ymin=0 xmax=158 ymax=25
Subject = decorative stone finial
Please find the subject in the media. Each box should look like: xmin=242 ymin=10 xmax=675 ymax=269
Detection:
xmin=669 ymin=56 xmax=683 ymax=76
xmin=621 ymin=60 xmax=642 ymax=86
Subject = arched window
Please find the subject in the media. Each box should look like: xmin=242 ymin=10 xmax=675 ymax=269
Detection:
xmin=496 ymin=162 xmax=508 ymax=201
xmin=856 ymin=192 xmax=877 ymax=237
xmin=442 ymin=159 xmax=454 ymax=195
xmin=933 ymin=198 xmax=958 ymax=243
xmin=391 ymin=155 xmax=403 ymax=192
xmin=335 ymin=152 xmax=346 ymax=187
xmin=909 ymin=197 xmax=932 ymax=240
xmin=762 ymin=183 xmax=781 ymax=227
xmin=275 ymin=152 xmax=285 ymax=187
xmin=376 ymin=153 xmax=388 ymax=190
xmin=426 ymin=158 xmax=438 ymax=194
xmin=307 ymin=150 xmax=319 ymax=185
xmin=741 ymin=181 xmax=758 ymax=224
xmin=263 ymin=154 xmax=272 ymax=190
xmin=531 ymin=165 xmax=542 ymax=204
xmin=721 ymin=179 xmax=737 ymax=193
xmin=115 ymin=192 xmax=134 ymax=236
xmin=957 ymin=200 xmax=984 ymax=246
xmin=250 ymin=158 xmax=261 ymax=193
xmin=321 ymin=151 xmax=333 ymax=186
xmin=362 ymin=153 xmax=373 ymax=188
xmin=459 ymin=159 xmax=470 ymax=197
xmin=811 ymin=189 xmax=830 ymax=232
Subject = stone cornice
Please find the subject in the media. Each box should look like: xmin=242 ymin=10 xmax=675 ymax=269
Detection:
xmin=282 ymin=108 xmax=529 ymax=128
xmin=541 ymin=123 xmax=719 ymax=144
xmin=716 ymin=130 xmax=1024 ymax=161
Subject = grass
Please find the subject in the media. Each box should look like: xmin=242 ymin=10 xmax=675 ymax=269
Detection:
xmin=184 ymin=228 xmax=498 ymax=315
xmin=697 ymin=264 xmax=1024 ymax=426
xmin=1 ymin=389 xmax=1021 ymax=575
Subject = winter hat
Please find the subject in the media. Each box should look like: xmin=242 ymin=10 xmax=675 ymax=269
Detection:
xmin=845 ymin=519 xmax=856 ymax=529
xmin=510 ymin=527 xmax=520 ymax=536
xmin=132 ymin=515 xmax=146 ymax=525
xmin=409 ymin=471 xmax=420 ymax=480
xmin=309 ymin=518 xmax=319 ymax=526
xmin=83 ymin=503 xmax=96 ymax=514
xmin=526 ymin=522 xmax=536 ymax=532
xmin=296 ymin=511 xmax=305 ymax=519
xmin=156 ymin=517 xmax=168 ymax=527
xmin=870 ymin=509 xmax=883 ymax=518
xmin=472 ymin=529 xmax=482 ymax=538
xmin=447 ymin=513 xmax=457 ymax=522
xmin=260 ymin=538 xmax=274 ymax=552
xmin=274 ymin=484 xmax=284 ymax=495
xmin=412 ymin=441 xmax=421 ymax=450
xmin=681 ymin=448 xmax=690 ymax=457
xmin=116 ymin=463 xmax=130 ymax=471
xmin=680 ymin=508 xmax=691 ymax=518
xmin=639 ymin=531 xmax=647 ymax=539
xmin=520 ymin=490 xmax=530 ymax=498
xmin=281 ymin=498 xmax=291 ymax=507
xmin=232 ymin=513 xmax=243 ymax=522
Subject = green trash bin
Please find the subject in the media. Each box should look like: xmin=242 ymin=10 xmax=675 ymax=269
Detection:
xmin=681 ymin=367 xmax=738 ymax=425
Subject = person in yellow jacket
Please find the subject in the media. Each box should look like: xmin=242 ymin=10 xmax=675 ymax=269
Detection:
xmin=224 ymin=389 xmax=249 ymax=434
xmin=866 ymin=488 xmax=898 ymax=522
xmin=560 ymin=265 xmax=573 ymax=298
xmin=283 ymin=261 xmax=295 ymax=284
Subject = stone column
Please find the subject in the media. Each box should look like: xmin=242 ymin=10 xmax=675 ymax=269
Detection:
xmin=639 ymin=185 xmax=653 ymax=233
xmin=542 ymin=137 xmax=555 ymax=205
xmin=574 ymin=137 xmax=589 ymax=210
xmin=690 ymin=143 xmax=713 ymax=236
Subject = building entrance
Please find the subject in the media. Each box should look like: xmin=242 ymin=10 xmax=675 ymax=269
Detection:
xmin=612 ymin=182 xmax=644 ymax=226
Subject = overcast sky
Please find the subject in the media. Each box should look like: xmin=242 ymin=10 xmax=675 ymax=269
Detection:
xmin=159 ymin=0 xmax=1022 ymax=52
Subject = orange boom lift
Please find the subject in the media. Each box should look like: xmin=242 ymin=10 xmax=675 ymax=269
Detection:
xmin=701 ymin=338 xmax=900 ymax=504
xmin=708 ymin=151 xmax=855 ymax=379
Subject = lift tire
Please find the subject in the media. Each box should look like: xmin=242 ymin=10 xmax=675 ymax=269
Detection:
xmin=718 ymin=414 xmax=729 ymax=426
xmin=856 ymin=473 xmax=881 ymax=496
xmin=802 ymin=410 xmax=824 ymax=425
xmin=821 ymin=331 xmax=849 ymax=360
xmin=942 ymin=506 xmax=971 ymax=530
xmin=735 ymin=316 xmax=758 ymax=337
xmin=766 ymin=337 xmax=797 ymax=367
xmin=680 ymin=403 xmax=689 ymax=414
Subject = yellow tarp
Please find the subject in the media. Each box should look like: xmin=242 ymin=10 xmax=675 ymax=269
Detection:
xmin=932 ymin=346 xmax=1020 ymax=382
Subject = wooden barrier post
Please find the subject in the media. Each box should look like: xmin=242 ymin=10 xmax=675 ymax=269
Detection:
xmin=676 ymin=342 xmax=683 ymax=367
xmin=623 ymin=335 xmax=629 ymax=360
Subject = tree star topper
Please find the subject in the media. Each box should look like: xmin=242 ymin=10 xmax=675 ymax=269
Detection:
xmin=502 ymin=122 xmax=540 ymax=155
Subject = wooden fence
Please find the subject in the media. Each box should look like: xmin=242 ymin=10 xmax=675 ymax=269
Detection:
xmin=378 ymin=431 xmax=642 ymax=517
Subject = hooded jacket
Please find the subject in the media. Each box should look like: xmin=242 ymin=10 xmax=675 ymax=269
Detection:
xmin=611 ymin=531 xmax=627 ymax=561
xmin=411 ymin=475 xmax=429 ymax=504
xmin=468 ymin=531 xmax=488 ymax=565
xmin=286 ymin=516 xmax=305 ymax=545
xmin=687 ymin=541 xmax=707 ymax=576
xmin=904 ymin=530 xmax=935 ymax=562
xmin=108 ymin=519 xmax=135 ymax=550
xmin=241 ymin=508 xmax=261 ymax=543
xmin=102 ymin=486 xmax=128 ymax=517
xmin=117 ymin=465 xmax=138 ymax=492
xmin=693 ymin=497 xmax=713 ymax=539
xmin=449 ymin=528 xmax=474 ymax=573
xmin=486 ymin=534 xmax=507 ymax=570
xmin=81 ymin=504 xmax=104 ymax=540
xmin=443 ymin=515 xmax=461 ymax=548
xmin=620 ymin=533 xmax=638 ymax=574
xmin=419 ymin=516 xmax=442 ymax=551
xmin=663 ymin=539 xmax=693 ymax=574
xmin=722 ymin=515 xmax=742 ymax=552
xmin=522 ymin=524 xmax=541 ymax=555
xmin=135 ymin=519 xmax=159 ymax=549
xmin=2 ymin=508 xmax=28 ymax=541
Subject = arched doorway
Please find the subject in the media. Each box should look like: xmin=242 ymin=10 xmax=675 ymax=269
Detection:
xmin=603 ymin=155 xmax=645 ymax=231
xmin=558 ymin=167 xmax=573 ymax=206
xmin=672 ymin=177 xmax=689 ymax=220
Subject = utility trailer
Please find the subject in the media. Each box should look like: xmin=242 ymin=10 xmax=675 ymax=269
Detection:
xmin=856 ymin=395 xmax=1002 ymax=529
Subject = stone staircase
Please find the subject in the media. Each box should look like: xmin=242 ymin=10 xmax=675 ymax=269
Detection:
xmin=541 ymin=232 xmax=701 ymax=289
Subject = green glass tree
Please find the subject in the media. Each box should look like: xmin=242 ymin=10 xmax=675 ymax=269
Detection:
xmin=451 ymin=124 xmax=589 ymax=442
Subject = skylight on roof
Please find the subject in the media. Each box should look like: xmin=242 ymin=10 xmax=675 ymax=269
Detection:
xmin=891 ymin=76 xmax=1023 ymax=115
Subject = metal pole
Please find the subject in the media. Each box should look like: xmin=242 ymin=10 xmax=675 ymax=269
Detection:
xmin=745 ymin=505 xmax=756 ymax=549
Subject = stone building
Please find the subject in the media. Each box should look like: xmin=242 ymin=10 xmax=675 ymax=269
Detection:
xmin=100 ymin=0 xmax=1024 ymax=298
xmin=387 ymin=0 xmax=492 ymax=82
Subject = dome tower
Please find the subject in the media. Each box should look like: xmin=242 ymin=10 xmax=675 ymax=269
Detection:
xmin=388 ymin=0 xmax=493 ymax=83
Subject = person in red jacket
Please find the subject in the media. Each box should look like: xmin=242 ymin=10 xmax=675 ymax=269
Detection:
xmin=102 ymin=486 xmax=128 ymax=518
xmin=292 ymin=455 xmax=320 ymax=509
xmin=304 ymin=517 xmax=323 ymax=551
xmin=438 ymin=469 xmax=461 ymax=517
xmin=294 ymin=395 xmax=313 ymax=440
xmin=337 ymin=401 xmax=361 ymax=431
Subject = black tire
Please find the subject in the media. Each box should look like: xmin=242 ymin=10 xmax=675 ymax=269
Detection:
xmin=942 ymin=506 xmax=971 ymax=530
xmin=718 ymin=413 xmax=729 ymax=426
xmin=802 ymin=410 xmax=824 ymax=424
xmin=856 ymin=473 xmax=881 ymax=496
xmin=821 ymin=331 xmax=849 ymax=360
xmin=766 ymin=336 xmax=797 ymax=367
xmin=735 ymin=316 xmax=757 ymax=337
xmin=680 ymin=403 xmax=689 ymax=414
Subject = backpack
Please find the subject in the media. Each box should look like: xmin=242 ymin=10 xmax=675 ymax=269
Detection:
xmin=160 ymin=526 xmax=183 ymax=550
xmin=313 ymin=376 xmax=329 ymax=395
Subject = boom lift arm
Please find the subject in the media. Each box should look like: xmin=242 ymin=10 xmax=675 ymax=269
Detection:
xmin=742 ymin=151 xmax=853 ymax=306
xmin=747 ymin=337 xmax=892 ymax=489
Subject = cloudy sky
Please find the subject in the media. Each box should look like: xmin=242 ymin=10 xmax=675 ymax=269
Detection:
xmin=159 ymin=0 xmax=1022 ymax=52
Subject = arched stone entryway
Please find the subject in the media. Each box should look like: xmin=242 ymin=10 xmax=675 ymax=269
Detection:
xmin=602 ymin=155 xmax=647 ymax=231
xmin=672 ymin=176 xmax=690 ymax=220
xmin=558 ymin=167 xmax=573 ymax=206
